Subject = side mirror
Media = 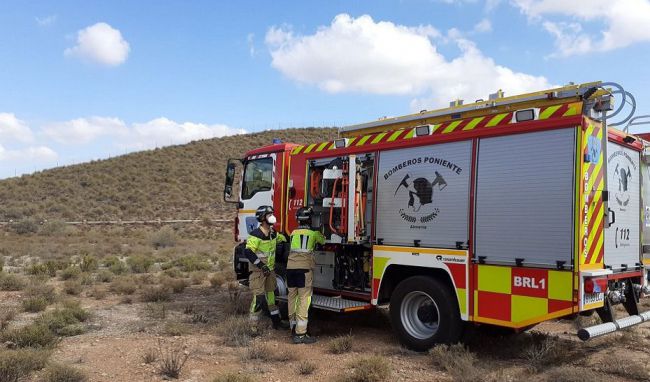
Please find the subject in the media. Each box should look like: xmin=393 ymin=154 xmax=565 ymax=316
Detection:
xmin=224 ymin=159 xmax=241 ymax=203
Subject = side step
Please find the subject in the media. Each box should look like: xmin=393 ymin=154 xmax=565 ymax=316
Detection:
xmin=578 ymin=310 xmax=650 ymax=340
xmin=277 ymin=294 xmax=373 ymax=313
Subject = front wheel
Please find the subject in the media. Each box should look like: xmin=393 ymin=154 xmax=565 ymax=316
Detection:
xmin=389 ymin=275 xmax=463 ymax=351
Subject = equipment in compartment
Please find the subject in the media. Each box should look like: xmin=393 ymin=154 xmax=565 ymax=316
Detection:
xmin=306 ymin=154 xmax=374 ymax=244
xmin=334 ymin=246 xmax=370 ymax=292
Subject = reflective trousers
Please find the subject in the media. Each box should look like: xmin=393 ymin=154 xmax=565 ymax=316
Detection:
xmin=287 ymin=269 xmax=313 ymax=335
xmin=249 ymin=269 xmax=279 ymax=328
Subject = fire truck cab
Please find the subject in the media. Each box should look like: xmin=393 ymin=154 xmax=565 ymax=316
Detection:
xmin=225 ymin=82 xmax=650 ymax=351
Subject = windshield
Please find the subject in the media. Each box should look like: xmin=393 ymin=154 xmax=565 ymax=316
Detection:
xmin=241 ymin=158 xmax=273 ymax=199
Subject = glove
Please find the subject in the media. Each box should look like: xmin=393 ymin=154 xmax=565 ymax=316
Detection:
xmin=260 ymin=264 xmax=271 ymax=276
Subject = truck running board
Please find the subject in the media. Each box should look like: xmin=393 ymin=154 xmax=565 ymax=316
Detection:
xmin=578 ymin=310 xmax=650 ymax=340
xmin=277 ymin=294 xmax=373 ymax=313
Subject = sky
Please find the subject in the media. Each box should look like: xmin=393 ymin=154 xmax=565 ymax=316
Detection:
xmin=2 ymin=0 xmax=650 ymax=179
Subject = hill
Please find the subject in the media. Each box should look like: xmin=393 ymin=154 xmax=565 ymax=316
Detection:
xmin=0 ymin=127 xmax=338 ymax=221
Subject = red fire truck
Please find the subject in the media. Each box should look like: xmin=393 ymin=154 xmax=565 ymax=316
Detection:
xmin=224 ymin=82 xmax=650 ymax=350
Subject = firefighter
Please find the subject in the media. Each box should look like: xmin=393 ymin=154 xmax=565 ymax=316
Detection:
xmin=287 ymin=207 xmax=325 ymax=344
xmin=245 ymin=205 xmax=289 ymax=334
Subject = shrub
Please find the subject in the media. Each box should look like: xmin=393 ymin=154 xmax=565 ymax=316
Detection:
xmin=189 ymin=271 xmax=207 ymax=285
xmin=88 ymin=286 xmax=107 ymax=300
xmin=79 ymin=255 xmax=98 ymax=273
xmin=22 ymin=297 xmax=49 ymax=313
xmin=78 ymin=272 xmax=94 ymax=286
xmin=297 ymin=360 xmax=317 ymax=375
xmin=35 ymin=301 xmax=89 ymax=337
xmin=174 ymin=255 xmax=211 ymax=272
xmin=163 ymin=322 xmax=189 ymax=337
xmin=59 ymin=266 xmax=81 ymax=281
xmin=110 ymin=276 xmax=137 ymax=295
xmin=338 ymin=356 xmax=391 ymax=382
xmin=0 ymin=310 xmax=16 ymax=331
xmin=63 ymin=280 xmax=83 ymax=295
xmin=151 ymin=227 xmax=177 ymax=249
xmin=39 ymin=220 xmax=68 ymax=236
xmin=12 ymin=219 xmax=39 ymax=235
xmin=161 ymin=277 xmax=189 ymax=293
xmin=430 ymin=344 xmax=483 ymax=382
xmin=212 ymin=373 xmax=255 ymax=382
xmin=545 ymin=366 xmax=606 ymax=382
xmin=163 ymin=267 xmax=183 ymax=278
xmin=243 ymin=343 xmax=295 ymax=362
xmin=25 ymin=282 xmax=56 ymax=303
xmin=144 ymin=303 xmax=168 ymax=319
xmin=1 ymin=323 xmax=58 ymax=348
xmin=217 ymin=316 xmax=252 ymax=347
xmin=25 ymin=263 xmax=50 ymax=277
xmin=127 ymin=255 xmax=154 ymax=273
xmin=0 ymin=258 xmax=3 ymax=272
xmin=142 ymin=348 xmax=157 ymax=364
xmin=0 ymin=272 xmax=27 ymax=291
xmin=141 ymin=286 xmax=171 ymax=302
xmin=42 ymin=363 xmax=88 ymax=382
xmin=328 ymin=335 xmax=354 ymax=354
xmin=0 ymin=349 xmax=50 ymax=382
xmin=156 ymin=340 xmax=189 ymax=379
xmin=209 ymin=272 xmax=230 ymax=288
xmin=96 ymin=270 xmax=113 ymax=283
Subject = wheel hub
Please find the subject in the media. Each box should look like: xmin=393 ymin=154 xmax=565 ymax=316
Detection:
xmin=400 ymin=291 xmax=440 ymax=340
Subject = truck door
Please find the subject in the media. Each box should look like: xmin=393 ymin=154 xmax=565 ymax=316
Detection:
xmin=604 ymin=141 xmax=641 ymax=271
xmin=642 ymin=150 xmax=650 ymax=265
xmin=237 ymin=154 xmax=276 ymax=240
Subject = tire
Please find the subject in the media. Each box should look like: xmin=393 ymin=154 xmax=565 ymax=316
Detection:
xmin=389 ymin=275 xmax=463 ymax=351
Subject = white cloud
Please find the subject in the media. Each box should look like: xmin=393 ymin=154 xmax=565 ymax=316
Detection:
xmin=265 ymin=14 xmax=552 ymax=109
xmin=43 ymin=116 xmax=129 ymax=144
xmin=0 ymin=113 xmax=34 ymax=143
xmin=64 ymin=22 xmax=130 ymax=66
xmin=0 ymin=143 xmax=58 ymax=162
xmin=247 ymin=33 xmax=256 ymax=57
xmin=474 ymin=18 xmax=493 ymax=33
xmin=36 ymin=15 xmax=57 ymax=27
xmin=42 ymin=116 xmax=245 ymax=149
xmin=128 ymin=118 xmax=246 ymax=149
xmin=512 ymin=0 xmax=650 ymax=56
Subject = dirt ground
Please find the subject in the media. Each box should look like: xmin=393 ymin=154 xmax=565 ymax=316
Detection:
xmin=2 ymin=227 xmax=650 ymax=382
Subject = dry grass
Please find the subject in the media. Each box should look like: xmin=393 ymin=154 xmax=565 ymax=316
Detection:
xmin=163 ymin=322 xmax=189 ymax=337
xmin=0 ymin=310 xmax=16 ymax=331
xmin=156 ymin=339 xmax=190 ymax=379
xmin=243 ymin=342 xmax=295 ymax=362
xmin=544 ymin=366 xmax=607 ymax=382
xmin=599 ymin=354 xmax=650 ymax=381
xmin=42 ymin=363 xmax=88 ymax=382
xmin=430 ymin=343 xmax=484 ymax=382
xmin=63 ymin=279 xmax=83 ymax=295
xmin=110 ymin=276 xmax=138 ymax=295
xmin=0 ymin=349 xmax=51 ymax=382
xmin=212 ymin=372 xmax=256 ymax=382
xmin=328 ymin=334 xmax=354 ymax=354
xmin=0 ymin=272 xmax=26 ymax=291
xmin=141 ymin=285 xmax=172 ymax=302
xmin=337 ymin=356 xmax=391 ymax=382
xmin=296 ymin=360 xmax=317 ymax=375
xmin=217 ymin=316 xmax=253 ymax=347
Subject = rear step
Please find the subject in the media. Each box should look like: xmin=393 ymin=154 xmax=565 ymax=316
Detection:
xmin=578 ymin=310 xmax=650 ymax=340
xmin=277 ymin=294 xmax=373 ymax=313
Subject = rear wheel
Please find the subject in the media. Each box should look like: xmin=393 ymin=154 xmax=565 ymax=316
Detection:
xmin=390 ymin=275 xmax=463 ymax=351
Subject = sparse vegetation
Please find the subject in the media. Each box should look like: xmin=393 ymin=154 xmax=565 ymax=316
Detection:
xmin=430 ymin=343 xmax=483 ymax=382
xmin=0 ymin=272 xmax=27 ymax=291
xmin=59 ymin=266 xmax=81 ymax=281
xmin=110 ymin=276 xmax=137 ymax=295
xmin=141 ymin=285 xmax=171 ymax=302
xmin=1 ymin=323 xmax=58 ymax=348
xmin=63 ymin=279 xmax=83 ymax=295
xmin=142 ymin=348 xmax=157 ymax=364
xmin=0 ymin=310 xmax=16 ymax=331
xmin=127 ymin=255 xmax=154 ymax=273
xmin=0 ymin=349 xmax=50 ymax=382
xmin=297 ymin=360 xmax=317 ymax=375
xmin=244 ymin=342 xmax=295 ymax=362
xmin=218 ymin=316 xmax=252 ymax=347
xmin=42 ymin=363 xmax=88 ymax=382
xmin=163 ymin=322 xmax=189 ymax=336
xmin=22 ymin=297 xmax=49 ymax=312
xmin=329 ymin=334 xmax=354 ymax=354
xmin=337 ymin=356 xmax=391 ymax=382
xmin=151 ymin=227 xmax=177 ymax=249
xmin=156 ymin=340 xmax=190 ymax=379
xmin=212 ymin=373 xmax=255 ymax=382
xmin=35 ymin=301 xmax=90 ymax=337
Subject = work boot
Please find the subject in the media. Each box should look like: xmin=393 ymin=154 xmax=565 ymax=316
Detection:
xmin=271 ymin=314 xmax=290 ymax=330
xmin=292 ymin=334 xmax=317 ymax=344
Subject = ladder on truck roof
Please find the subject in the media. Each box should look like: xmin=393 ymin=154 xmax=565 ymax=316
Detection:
xmin=276 ymin=294 xmax=373 ymax=313
xmin=340 ymin=81 xmax=605 ymax=137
